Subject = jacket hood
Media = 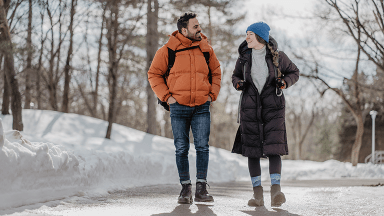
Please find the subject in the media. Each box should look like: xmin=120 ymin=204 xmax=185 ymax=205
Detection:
xmin=166 ymin=30 xmax=210 ymax=52
xmin=238 ymin=35 xmax=278 ymax=57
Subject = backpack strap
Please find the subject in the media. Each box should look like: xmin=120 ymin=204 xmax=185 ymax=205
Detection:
xmin=203 ymin=52 xmax=212 ymax=84
xmin=165 ymin=47 xmax=176 ymax=78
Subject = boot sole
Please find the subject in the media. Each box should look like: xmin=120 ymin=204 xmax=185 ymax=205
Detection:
xmin=271 ymin=193 xmax=286 ymax=207
xmin=178 ymin=196 xmax=193 ymax=204
xmin=248 ymin=198 xmax=264 ymax=207
xmin=194 ymin=197 xmax=214 ymax=202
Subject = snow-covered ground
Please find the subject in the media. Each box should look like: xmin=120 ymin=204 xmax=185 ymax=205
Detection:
xmin=1 ymin=110 xmax=384 ymax=212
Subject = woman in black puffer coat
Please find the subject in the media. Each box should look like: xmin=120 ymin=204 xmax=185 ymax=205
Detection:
xmin=231 ymin=22 xmax=299 ymax=207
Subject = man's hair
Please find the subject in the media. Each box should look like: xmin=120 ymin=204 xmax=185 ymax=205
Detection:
xmin=255 ymin=34 xmax=267 ymax=45
xmin=177 ymin=12 xmax=197 ymax=33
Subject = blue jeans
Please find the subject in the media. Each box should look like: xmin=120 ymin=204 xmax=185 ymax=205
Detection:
xmin=170 ymin=101 xmax=211 ymax=184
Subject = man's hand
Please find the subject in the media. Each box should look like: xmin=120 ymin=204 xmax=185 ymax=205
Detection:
xmin=167 ymin=96 xmax=177 ymax=104
xmin=207 ymin=96 xmax=212 ymax=102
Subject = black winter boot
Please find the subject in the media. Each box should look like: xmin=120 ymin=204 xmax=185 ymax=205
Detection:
xmin=178 ymin=183 xmax=192 ymax=204
xmin=195 ymin=182 xmax=214 ymax=202
xmin=248 ymin=186 xmax=264 ymax=206
xmin=270 ymin=184 xmax=286 ymax=207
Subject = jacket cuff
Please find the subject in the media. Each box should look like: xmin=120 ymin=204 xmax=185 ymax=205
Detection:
xmin=163 ymin=94 xmax=172 ymax=102
xmin=283 ymin=77 xmax=290 ymax=89
xmin=209 ymin=93 xmax=216 ymax=101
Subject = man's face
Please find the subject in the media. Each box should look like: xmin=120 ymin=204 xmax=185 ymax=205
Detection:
xmin=182 ymin=18 xmax=202 ymax=41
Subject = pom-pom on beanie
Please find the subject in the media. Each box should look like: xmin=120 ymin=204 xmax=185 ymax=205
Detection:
xmin=246 ymin=22 xmax=270 ymax=43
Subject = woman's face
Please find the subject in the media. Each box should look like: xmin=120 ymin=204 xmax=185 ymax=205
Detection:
xmin=246 ymin=31 xmax=264 ymax=50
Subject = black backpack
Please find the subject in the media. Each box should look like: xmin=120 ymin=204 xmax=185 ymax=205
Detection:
xmin=158 ymin=46 xmax=211 ymax=111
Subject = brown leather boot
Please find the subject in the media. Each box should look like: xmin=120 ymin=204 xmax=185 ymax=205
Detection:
xmin=178 ymin=183 xmax=192 ymax=204
xmin=248 ymin=186 xmax=264 ymax=206
xmin=195 ymin=182 xmax=214 ymax=202
xmin=270 ymin=184 xmax=286 ymax=207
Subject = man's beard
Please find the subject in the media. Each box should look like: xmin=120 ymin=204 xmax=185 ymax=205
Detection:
xmin=187 ymin=30 xmax=202 ymax=41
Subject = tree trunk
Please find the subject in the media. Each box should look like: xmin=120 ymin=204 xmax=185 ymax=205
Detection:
xmin=47 ymin=3 xmax=58 ymax=111
xmin=62 ymin=0 xmax=76 ymax=113
xmin=146 ymin=0 xmax=159 ymax=135
xmin=105 ymin=0 xmax=120 ymax=139
xmin=0 ymin=0 xmax=23 ymax=131
xmin=24 ymin=0 xmax=33 ymax=109
xmin=93 ymin=6 xmax=106 ymax=117
xmin=351 ymin=114 xmax=364 ymax=166
xmin=36 ymin=10 xmax=45 ymax=110
xmin=1 ymin=55 xmax=10 ymax=115
xmin=350 ymin=45 xmax=363 ymax=166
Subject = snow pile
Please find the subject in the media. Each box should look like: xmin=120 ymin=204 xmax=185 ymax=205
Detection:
xmin=0 ymin=110 xmax=383 ymax=210
xmin=0 ymin=110 xmax=247 ymax=210
xmin=281 ymin=160 xmax=384 ymax=180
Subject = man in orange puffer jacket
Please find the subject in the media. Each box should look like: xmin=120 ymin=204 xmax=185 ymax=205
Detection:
xmin=148 ymin=12 xmax=221 ymax=204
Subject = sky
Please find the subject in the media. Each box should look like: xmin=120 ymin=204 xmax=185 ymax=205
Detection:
xmin=1 ymin=109 xmax=384 ymax=214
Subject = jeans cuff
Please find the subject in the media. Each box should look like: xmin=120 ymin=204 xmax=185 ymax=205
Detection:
xmin=181 ymin=180 xmax=191 ymax=185
xmin=196 ymin=179 xmax=207 ymax=183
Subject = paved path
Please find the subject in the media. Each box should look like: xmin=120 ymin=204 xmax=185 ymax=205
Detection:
xmin=4 ymin=179 xmax=384 ymax=216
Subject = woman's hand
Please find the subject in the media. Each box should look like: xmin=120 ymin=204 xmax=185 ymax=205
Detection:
xmin=276 ymin=78 xmax=286 ymax=89
xmin=236 ymin=80 xmax=246 ymax=91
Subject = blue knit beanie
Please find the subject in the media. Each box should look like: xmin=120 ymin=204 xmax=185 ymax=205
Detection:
xmin=246 ymin=22 xmax=270 ymax=43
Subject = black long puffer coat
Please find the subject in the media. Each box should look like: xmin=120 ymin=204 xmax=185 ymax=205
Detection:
xmin=231 ymin=37 xmax=299 ymax=158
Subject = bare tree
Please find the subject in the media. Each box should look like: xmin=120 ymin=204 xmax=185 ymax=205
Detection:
xmin=93 ymin=4 xmax=107 ymax=117
xmin=1 ymin=54 xmax=10 ymax=115
xmin=301 ymin=45 xmax=371 ymax=166
xmin=42 ymin=0 xmax=67 ymax=111
xmin=62 ymin=0 xmax=77 ymax=113
xmin=105 ymin=0 xmax=121 ymax=139
xmin=325 ymin=0 xmax=384 ymax=72
xmin=24 ymin=0 xmax=33 ymax=109
xmin=301 ymin=0 xmax=384 ymax=165
xmin=0 ymin=0 xmax=23 ymax=131
xmin=286 ymin=91 xmax=319 ymax=160
xmin=104 ymin=0 xmax=144 ymax=139
xmin=146 ymin=0 xmax=159 ymax=135
xmin=35 ymin=5 xmax=47 ymax=109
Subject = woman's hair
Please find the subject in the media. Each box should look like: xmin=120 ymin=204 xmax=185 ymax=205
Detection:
xmin=255 ymin=34 xmax=267 ymax=45
xmin=266 ymin=39 xmax=282 ymax=77
xmin=177 ymin=12 xmax=197 ymax=33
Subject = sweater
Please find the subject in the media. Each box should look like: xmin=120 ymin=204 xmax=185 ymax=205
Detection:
xmin=251 ymin=46 xmax=268 ymax=93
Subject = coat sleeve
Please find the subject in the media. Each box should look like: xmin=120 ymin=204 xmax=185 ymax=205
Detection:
xmin=147 ymin=46 xmax=172 ymax=102
xmin=208 ymin=48 xmax=222 ymax=101
xmin=279 ymin=51 xmax=300 ymax=89
xmin=232 ymin=57 xmax=243 ymax=89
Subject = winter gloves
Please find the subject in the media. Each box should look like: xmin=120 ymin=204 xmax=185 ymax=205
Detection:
xmin=236 ymin=78 xmax=286 ymax=91
xmin=276 ymin=78 xmax=286 ymax=89
xmin=235 ymin=80 xmax=246 ymax=91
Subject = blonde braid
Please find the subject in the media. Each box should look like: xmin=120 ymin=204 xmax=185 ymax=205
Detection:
xmin=267 ymin=43 xmax=282 ymax=78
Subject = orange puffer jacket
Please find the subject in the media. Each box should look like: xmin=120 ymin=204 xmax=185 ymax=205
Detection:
xmin=148 ymin=31 xmax=221 ymax=107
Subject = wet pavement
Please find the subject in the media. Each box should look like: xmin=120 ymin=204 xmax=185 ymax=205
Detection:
xmin=4 ymin=179 xmax=384 ymax=216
